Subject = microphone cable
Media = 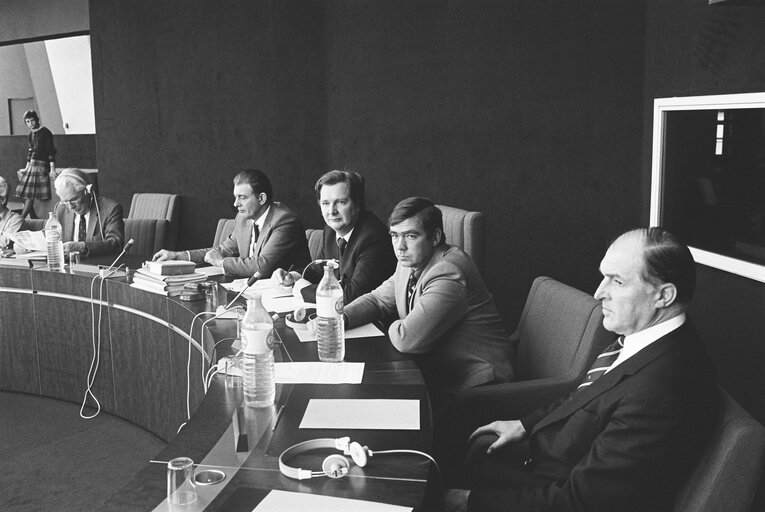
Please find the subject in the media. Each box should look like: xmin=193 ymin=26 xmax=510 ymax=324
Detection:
xmin=79 ymin=240 xmax=133 ymax=419
xmin=180 ymin=271 xmax=261 ymax=431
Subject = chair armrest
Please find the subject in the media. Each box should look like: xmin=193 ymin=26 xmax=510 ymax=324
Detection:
xmin=453 ymin=376 xmax=577 ymax=435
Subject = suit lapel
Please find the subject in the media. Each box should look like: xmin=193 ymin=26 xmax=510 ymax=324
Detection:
xmin=532 ymin=329 xmax=685 ymax=434
xmin=88 ymin=201 xmax=98 ymax=240
xmin=253 ymin=205 xmax=276 ymax=257
xmin=399 ymin=245 xmax=447 ymax=315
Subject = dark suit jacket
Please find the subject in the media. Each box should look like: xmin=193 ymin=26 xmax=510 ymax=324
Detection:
xmin=57 ymin=195 xmax=124 ymax=257
xmin=345 ymin=244 xmax=514 ymax=394
xmin=467 ymin=322 xmax=717 ymax=512
xmin=300 ymin=210 xmax=395 ymax=304
xmin=188 ymin=202 xmax=309 ymax=278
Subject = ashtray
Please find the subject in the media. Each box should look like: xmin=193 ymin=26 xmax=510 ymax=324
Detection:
xmin=194 ymin=469 xmax=226 ymax=486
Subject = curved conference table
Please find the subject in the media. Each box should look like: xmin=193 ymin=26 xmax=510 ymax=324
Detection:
xmin=0 ymin=256 xmax=433 ymax=511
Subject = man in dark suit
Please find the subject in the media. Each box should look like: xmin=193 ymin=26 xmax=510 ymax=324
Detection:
xmin=153 ymin=168 xmax=309 ymax=278
xmin=54 ymin=168 xmax=125 ymax=257
xmin=444 ymin=227 xmax=717 ymax=512
xmin=276 ymin=170 xmax=395 ymax=303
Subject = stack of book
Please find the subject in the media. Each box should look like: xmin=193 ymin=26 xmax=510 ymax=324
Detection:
xmin=131 ymin=260 xmax=206 ymax=296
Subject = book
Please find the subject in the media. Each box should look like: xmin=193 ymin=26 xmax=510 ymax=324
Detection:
xmin=143 ymin=260 xmax=197 ymax=275
xmin=130 ymin=280 xmax=185 ymax=297
xmin=134 ymin=267 xmax=207 ymax=284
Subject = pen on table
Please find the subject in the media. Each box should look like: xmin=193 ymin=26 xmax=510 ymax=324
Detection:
xmin=272 ymin=404 xmax=285 ymax=431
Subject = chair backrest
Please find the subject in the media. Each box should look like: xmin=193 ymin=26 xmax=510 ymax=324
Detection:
xmin=515 ymin=276 xmax=612 ymax=382
xmin=305 ymin=228 xmax=323 ymax=260
xmin=674 ymin=388 xmax=765 ymax=512
xmin=124 ymin=218 xmax=168 ymax=260
xmin=128 ymin=193 xmax=181 ymax=250
xmin=213 ymin=218 xmax=236 ymax=247
xmin=436 ymin=204 xmax=484 ymax=274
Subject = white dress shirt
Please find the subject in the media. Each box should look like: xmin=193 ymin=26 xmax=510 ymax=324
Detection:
xmin=74 ymin=212 xmax=91 ymax=242
xmin=249 ymin=205 xmax=271 ymax=257
xmin=607 ymin=313 xmax=686 ymax=373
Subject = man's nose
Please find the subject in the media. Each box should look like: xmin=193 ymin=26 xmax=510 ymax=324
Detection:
xmin=593 ymin=280 xmax=607 ymax=300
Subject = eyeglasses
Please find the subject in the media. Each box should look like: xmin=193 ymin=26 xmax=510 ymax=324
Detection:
xmin=60 ymin=192 xmax=85 ymax=208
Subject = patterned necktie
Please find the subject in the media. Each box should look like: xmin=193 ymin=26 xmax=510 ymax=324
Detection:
xmin=77 ymin=215 xmax=87 ymax=242
xmin=577 ymin=336 xmax=624 ymax=391
xmin=249 ymin=224 xmax=259 ymax=257
xmin=337 ymin=237 xmax=347 ymax=258
xmin=406 ymin=269 xmax=417 ymax=313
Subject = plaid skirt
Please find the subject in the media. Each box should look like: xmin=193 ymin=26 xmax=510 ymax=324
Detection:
xmin=16 ymin=160 xmax=52 ymax=201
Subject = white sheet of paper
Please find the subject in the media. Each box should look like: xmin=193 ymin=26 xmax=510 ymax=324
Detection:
xmin=274 ymin=362 xmax=364 ymax=384
xmin=300 ymin=399 xmax=420 ymax=430
xmin=198 ymin=265 xmax=225 ymax=276
xmin=253 ymin=490 xmax=412 ymax=512
xmin=259 ymin=294 xmax=305 ymax=313
xmin=221 ymin=278 xmax=292 ymax=300
xmin=7 ymin=230 xmax=47 ymax=251
xmin=294 ymin=322 xmax=384 ymax=342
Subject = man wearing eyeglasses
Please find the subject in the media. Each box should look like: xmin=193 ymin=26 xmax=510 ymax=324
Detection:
xmin=54 ymin=168 xmax=125 ymax=257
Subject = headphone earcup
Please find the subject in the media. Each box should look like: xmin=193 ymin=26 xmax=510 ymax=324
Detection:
xmin=348 ymin=441 xmax=369 ymax=467
xmin=322 ymin=454 xmax=350 ymax=479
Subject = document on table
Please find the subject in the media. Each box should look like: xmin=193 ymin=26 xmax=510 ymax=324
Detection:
xmin=253 ymin=490 xmax=412 ymax=512
xmin=293 ymin=322 xmax=384 ymax=342
xmin=274 ymin=362 xmax=364 ymax=384
xmin=261 ymin=295 xmax=305 ymax=313
xmin=7 ymin=230 xmax=46 ymax=252
xmin=300 ymin=399 xmax=420 ymax=430
xmin=197 ymin=265 xmax=225 ymax=277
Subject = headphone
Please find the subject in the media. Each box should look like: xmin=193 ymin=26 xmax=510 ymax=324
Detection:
xmin=55 ymin=169 xmax=105 ymax=240
xmin=279 ymin=437 xmax=373 ymax=480
xmin=278 ymin=437 xmax=439 ymax=481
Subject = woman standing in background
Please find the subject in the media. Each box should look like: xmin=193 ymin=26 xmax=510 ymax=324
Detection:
xmin=16 ymin=110 xmax=57 ymax=219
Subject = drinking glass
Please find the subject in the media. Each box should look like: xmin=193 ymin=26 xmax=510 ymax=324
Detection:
xmin=167 ymin=456 xmax=197 ymax=506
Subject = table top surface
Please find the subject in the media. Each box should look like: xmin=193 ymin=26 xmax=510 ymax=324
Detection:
xmin=0 ymin=258 xmax=433 ymax=512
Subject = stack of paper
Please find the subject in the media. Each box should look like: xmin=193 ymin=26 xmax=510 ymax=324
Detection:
xmin=131 ymin=267 xmax=206 ymax=296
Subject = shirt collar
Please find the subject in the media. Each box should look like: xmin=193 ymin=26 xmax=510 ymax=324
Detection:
xmin=336 ymin=227 xmax=354 ymax=244
xmin=609 ymin=313 xmax=686 ymax=371
xmin=254 ymin=205 xmax=271 ymax=231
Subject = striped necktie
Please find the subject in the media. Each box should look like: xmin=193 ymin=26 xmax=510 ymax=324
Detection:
xmin=577 ymin=336 xmax=624 ymax=391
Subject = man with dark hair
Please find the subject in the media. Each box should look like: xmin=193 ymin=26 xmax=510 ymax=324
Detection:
xmin=153 ymin=168 xmax=309 ymax=277
xmin=344 ymin=196 xmax=514 ymax=410
xmin=444 ymin=227 xmax=717 ymax=512
xmin=275 ymin=170 xmax=395 ymax=303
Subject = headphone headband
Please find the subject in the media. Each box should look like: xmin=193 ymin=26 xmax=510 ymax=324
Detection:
xmin=57 ymin=168 xmax=90 ymax=188
xmin=279 ymin=437 xmax=368 ymax=480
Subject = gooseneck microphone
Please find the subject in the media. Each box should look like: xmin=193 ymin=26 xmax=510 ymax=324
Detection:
xmin=99 ymin=238 xmax=134 ymax=278
xmin=223 ymin=271 xmax=261 ymax=310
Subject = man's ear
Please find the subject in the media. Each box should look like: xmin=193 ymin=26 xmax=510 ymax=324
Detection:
xmin=433 ymin=228 xmax=443 ymax=246
xmin=656 ymin=283 xmax=678 ymax=308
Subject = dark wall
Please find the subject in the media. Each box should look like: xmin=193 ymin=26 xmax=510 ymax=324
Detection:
xmin=643 ymin=0 xmax=765 ymax=421
xmin=89 ymin=0 xmax=326 ymax=250
xmin=89 ymin=0 xmax=645 ymax=325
